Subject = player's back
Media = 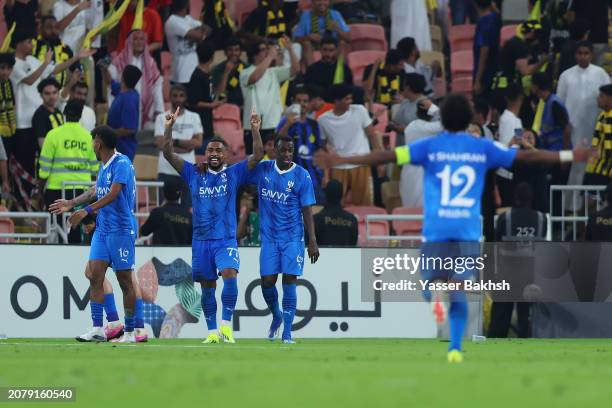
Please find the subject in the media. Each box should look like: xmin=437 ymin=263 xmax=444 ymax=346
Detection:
xmin=411 ymin=131 xmax=516 ymax=242
xmin=250 ymin=161 xmax=316 ymax=243
xmin=95 ymin=152 xmax=136 ymax=235
xmin=182 ymin=160 xmax=249 ymax=240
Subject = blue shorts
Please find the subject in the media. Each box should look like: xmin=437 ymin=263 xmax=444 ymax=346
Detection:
xmin=420 ymin=241 xmax=481 ymax=282
xmin=89 ymin=231 xmax=136 ymax=272
xmin=192 ymin=238 xmax=240 ymax=281
xmin=260 ymin=241 xmax=305 ymax=277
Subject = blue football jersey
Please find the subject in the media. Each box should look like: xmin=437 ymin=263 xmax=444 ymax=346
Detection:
xmin=95 ymin=152 xmax=137 ymax=234
xmin=396 ymin=132 xmax=517 ymax=242
xmin=249 ymin=161 xmax=316 ymax=243
xmin=181 ymin=160 xmax=249 ymax=240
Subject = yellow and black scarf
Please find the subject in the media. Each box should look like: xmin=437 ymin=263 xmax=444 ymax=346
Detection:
xmin=376 ymin=62 xmax=401 ymax=105
xmin=47 ymin=110 xmax=64 ymax=130
xmin=261 ymin=0 xmax=286 ymax=38
xmin=32 ymin=37 xmax=72 ymax=88
xmin=311 ymin=11 xmax=334 ymax=34
xmin=0 ymin=79 xmax=16 ymax=138
xmin=228 ymin=62 xmax=246 ymax=89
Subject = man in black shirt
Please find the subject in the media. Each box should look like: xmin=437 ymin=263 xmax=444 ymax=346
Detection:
xmin=304 ymin=36 xmax=353 ymax=90
xmin=140 ymin=180 xmax=193 ymax=245
xmin=585 ymin=183 xmax=612 ymax=241
xmin=211 ymin=38 xmax=247 ymax=107
xmin=569 ymin=0 xmax=611 ymax=66
xmin=314 ymin=180 xmax=358 ymax=246
xmin=188 ymin=42 xmax=225 ymax=152
xmin=489 ymin=182 xmax=547 ymax=338
xmin=32 ymin=77 xmax=64 ymax=149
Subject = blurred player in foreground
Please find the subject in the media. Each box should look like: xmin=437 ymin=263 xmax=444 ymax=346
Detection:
xmin=50 ymin=126 xmax=140 ymax=342
xmin=162 ymin=107 xmax=264 ymax=343
xmin=248 ymin=136 xmax=320 ymax=343
xmin=315 ymin=93 xmax=596 ymax=362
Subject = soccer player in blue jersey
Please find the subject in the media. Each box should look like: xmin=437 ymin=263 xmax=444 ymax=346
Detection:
xmin=49 ymin=126 xmax=140 ymax=343
xmin=248 ymin=136 xmax=320 ymax=343
xmin=162 ymin=107 xmax=264 ymax=344
xmin=315 ymin=93 xmax=596 ymax=361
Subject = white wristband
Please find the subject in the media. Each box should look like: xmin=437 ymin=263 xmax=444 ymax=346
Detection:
xmin=559 ymin=150 xmax=574 ymax=162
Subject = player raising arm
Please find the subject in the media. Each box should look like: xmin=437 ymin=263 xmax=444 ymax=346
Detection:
xmin=248 ymin=135 xmax=320 ymax=343
xmin=162 ymin=107 xmax=264 ymax=344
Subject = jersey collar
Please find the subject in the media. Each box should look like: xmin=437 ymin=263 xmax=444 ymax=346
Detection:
xmin=102 ymin=150 xmax=119 ymax=170
xmin=274 ymin=161 xmax=296 ymax=174
xmin=207 ymin=165 xmax=227 ymax=175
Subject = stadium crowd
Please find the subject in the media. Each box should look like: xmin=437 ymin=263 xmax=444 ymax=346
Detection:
xmin=0 ymin=0 xmax=610 ymax=245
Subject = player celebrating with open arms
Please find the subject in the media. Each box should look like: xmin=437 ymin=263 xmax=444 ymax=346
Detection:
xmin=248 ymin=135 xmax=320 ymax=343
xmin=49 ymin=126 xmax=140 ymax=343
xmin=162 ymin=106 xmax=264 ymax=344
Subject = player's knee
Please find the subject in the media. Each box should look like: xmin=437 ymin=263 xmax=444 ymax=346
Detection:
xmin=282 ymin=274 xmax=297 ymax=285
xmin=261 ymin=275 xmax=277 ymax=288
xmin=221 ymin=268 xmax=237 ymax=279
xmin=200 ymin=280 xmax=216 ymax=289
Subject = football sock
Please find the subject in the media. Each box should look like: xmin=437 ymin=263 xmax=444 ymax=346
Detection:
xmin=91 ymin=301 xmax=103 ymax=328
xmin=202 ymin=287 xmax=218 ymax=330
xmin=124 ymin=312 xmax=135 ymax=333
xmin=135 ymin=298 xmax=144 ymax=329
xmin=282 ymin=284 xmax=297 ymax=340
xmin=221 ymin=278 xmax=238 ymax=322
xmin=103 ymin=293 xmax=119 ymax=322
xmin=262 ymin=285 xmax=282 ymax=319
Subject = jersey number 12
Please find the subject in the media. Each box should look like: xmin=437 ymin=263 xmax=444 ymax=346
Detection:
xmin=436 ymin=165 xmax=476 ymax=207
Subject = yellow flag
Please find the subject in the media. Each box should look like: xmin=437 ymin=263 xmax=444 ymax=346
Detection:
xmin=528 ymin=0 xmax=542 ymax=22
xmin=280 ymin=81 xmax=289 ymax=106
xmin=0 ymin=23 xmax=16 ymax=53
xmin=132 ymin=0 xmax=144 ymax=31
xmin=82 ymin=0 xmax=131 ymax=49
xmin=532 ymin=99 xmax=545 ymax=135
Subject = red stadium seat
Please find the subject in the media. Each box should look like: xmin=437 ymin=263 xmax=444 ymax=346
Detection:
xmin=347 ymin=50 xmax=386 ymax=87
xmin=348 ymin=24 xmax=387 ymax=52
xmin=500 ymin=24 xmax=518 ymax=47
xmin=235 ymin=0 xmax=258 ymax=27
xmin=451 ymin=76 xmax=473 ymax=96
xmin=391 ymin=207 xmax=423 ymax=236
xmin=0 ymin=218 xmax=15 ymax=243
xmin=449 ymin=24 xmax=475 ymax=52
xmin=217 ymin=128 xmax=246 ymax=164
xmin=358 ymin=220 xmax=389 ymax=247
xmin=432 ymin=77 xmax=447 ymax=98
xmin=213 ymin=103 xmax=242 ymax=130
xmin=450 ymin=50 xmax=473 ymax=79
xmin=345 ymin=205 xmax=387 ymax=222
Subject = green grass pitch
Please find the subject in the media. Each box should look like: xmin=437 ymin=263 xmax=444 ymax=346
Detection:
xmin=1 ymin=338 xmax=611 ymax=408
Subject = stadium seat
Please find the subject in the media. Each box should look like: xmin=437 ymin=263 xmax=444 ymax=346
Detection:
xmin=347 ymin=50 xmax=386 ymax=87
xmin=420 ymin=50 xmax=446 ymax=80
xmin=450 ymin=50 xmax=473 ymax=79
xmin=345 ymin=205 xmax=387 ymax=222
xmin=391 ymin=207 xmax=423 ymax=237
xmin=213 ymin=103 xmax=241 ymax=130
xmin=137 ymin=186 xmax=158 ymax=212
xmin=348 ymin=24 xmax=387 ymax=52
xmin=0 ymin=218 xmax=15 ymax=243
xmin=432 ymin=77 xmax=447 ymax=97
xmin=235 ymin=0 xmax=258 ymax=27
xmin=217 ymin=128 xmax=246 ymax=164
xmin=500 ymin=24 xmax=518 ymax=47
xmin=449 ymin=24 xmax=475 ymax=52
xmin=358 ymin=220 xmax=389 ymax=247
xmin=430 ymin=24 xmax=443 ymax=52
xmin=133 ymin=154 xmax=159 ymax=181
xmin=451 ymin=76 xmax=473 ymax=96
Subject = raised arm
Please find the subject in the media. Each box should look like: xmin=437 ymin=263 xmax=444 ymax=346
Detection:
xmin=247 ymin=111 xmax=264 ymax=170
xmin=514 ymin=145 xmax=596 ymax=165
xmin=161 ymin=107 xmax=186 ymax=174
xmin=247 ymin=47 xmax=276 ymax=85
xmin=302 ymin=206 xmax=319 ymax=263
xmin=56 ymin=0 xmax=91 ymax=32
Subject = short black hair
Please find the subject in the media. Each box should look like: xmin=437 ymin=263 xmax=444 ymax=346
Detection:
xmin=575 ymin=40 xmax=593 ymax=52
xmin=40 ymin=15 xmax=57 ymax=26
xmin=328 ymin=83 xmax=353 ymax=102
xmin=122 ymin=65 xmax=142 ymax=89
xmin=63 ymin=99 xmax=84 ymax=121
xmin=396 ymin=37 xmax=417 ymax=59
xmin=172 ymin=0 xmax=189 ymax=13
xmin=514 ymin=182 xmax=533 ymax=208
xmin=440 ymin=93 xmax=473 ymax=132
xmin=505 ymin=82 xmax=524 ymax=102
xmin=71 ymin=80 xmax=88 ymax=92
xmin=474 ymin=0 xmax=492 ymax=9
xmin=11 ymin=28 xmax=33 ymax=47
xmin=473 ymin=97 xmax=490 ymax=117
xmin=37 ymin=77 xmax=60 ymax=94
xmin=569 ymin=17 xmax=589 ymax=41
xmin=385 ymin=49 xmax=403 ymax=66
xmin=0 ymin=53 xmax=16 ymax=67
xmin=531 ymin=72 xmax=552 ymax=91
xmin=170 ymin=83 xmax=187 ymax=95
xmin=247 ymin=41 xmax=265 ymax=63
xmin=224 ymin=37 xmax=241 ymax=50
xmin=293 ymin=84 xmax=309 ymax=98
xmin=92 ymin=125 xmax=118 ymax=149
xmin=207 ymin=136 xmax=228 ymax=148
xmin=196 ymin=41 xmax=215 ymax=64
xmin=325 ymin=179 xmax=343 ymax=206
xmin=308 ymin=84 xmax=324 ymax=100
xmin=163 ymin=179 xmax=182 ymax=201
xmin=599 ymin=84 xmax=612 ymax=96
xmin=321 ymin=35 xmax=338 ymax=47
xmin=274 ymin=135 xmax=294 ymax=148
xmin=403 ymin=73 xmax=426 ymax=94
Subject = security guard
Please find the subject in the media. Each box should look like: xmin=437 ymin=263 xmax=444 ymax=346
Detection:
xmin=586 ymin=183 xmax=612 ymax=241
xmin=38 ymin=100 xmax=98 ymax=243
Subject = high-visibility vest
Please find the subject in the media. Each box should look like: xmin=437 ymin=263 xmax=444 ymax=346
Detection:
xmin=38 ymin=122 xmax=99 ymax=190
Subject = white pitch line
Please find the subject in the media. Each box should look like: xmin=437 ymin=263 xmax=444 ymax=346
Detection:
xmin=0 ymin=342 xmax=304 ymax=350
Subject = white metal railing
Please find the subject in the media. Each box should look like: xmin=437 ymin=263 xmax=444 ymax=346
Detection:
xmin=0 ymin=212 xmax=52 ymax=242
xmin=549 ymin=185 xmax=607 ymax=241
